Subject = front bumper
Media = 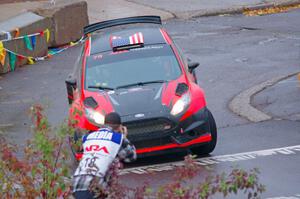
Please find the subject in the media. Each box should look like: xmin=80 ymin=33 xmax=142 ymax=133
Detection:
xmin=124 ymin=107 xmax=211 ymax=158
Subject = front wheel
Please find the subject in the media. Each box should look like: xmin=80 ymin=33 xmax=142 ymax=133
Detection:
xmin=191 ymin=109 xmax=217 ymax=155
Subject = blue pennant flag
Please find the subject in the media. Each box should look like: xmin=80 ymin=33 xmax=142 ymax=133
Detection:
xmin=31 ymin=36 xmax=36 ymax=50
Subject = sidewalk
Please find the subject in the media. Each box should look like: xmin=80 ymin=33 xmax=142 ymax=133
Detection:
xmin=85 ymin=0 xmax=173 ymax=23
xmin=1 ymin=0 xmax=300 ymax=24
xmin=0 ymin=1 xmax=45 ymax=22
xmin=0 ymin=0 xmax=172 ymax=24
xmin=125 ymin=0 xmax=300 ymax=18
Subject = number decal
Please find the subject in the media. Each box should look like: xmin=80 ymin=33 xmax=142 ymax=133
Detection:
xmin=75 ymin=155 xmax=101 ymax=176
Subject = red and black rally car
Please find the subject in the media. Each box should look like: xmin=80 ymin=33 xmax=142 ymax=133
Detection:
xmin=66 ymin=16 xmax=217 ymax=158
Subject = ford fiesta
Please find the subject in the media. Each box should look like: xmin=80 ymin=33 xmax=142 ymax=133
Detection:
xmin=66 ymin=16 xmax=217 ymax=158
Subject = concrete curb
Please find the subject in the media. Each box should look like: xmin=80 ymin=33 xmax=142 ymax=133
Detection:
xmin=173 ymin=0 xmax=300 ymax=19
xmin=229 ymin=72 xmax=300 ymax=123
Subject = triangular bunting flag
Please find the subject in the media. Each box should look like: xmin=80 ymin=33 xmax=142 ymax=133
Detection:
xmin=44 ymin=29 xmax=50 ymax=43
xmin=2 ymin=31 xmax=12 ymax=40
xmin=0 ymin=42 xmax=6 ymax=65
xmin=0 ymin=50 xmax=6 ymax=66
xmin=9 ymin=52 xmax=16 ymax=71
xmin=28 ymin=57 xmax=35 ymax=65
xmin=17 ymin=55 xmax=24 ymax=60
xmin=24 ymin=36 xmax=33 ymax=51
xmin=31 ymin=36 xmax=36 ymax=50
xmin=17 ymin=55 xmax=25 ymax=65
xmin=0 ymin=41 xmax=4 ymax=54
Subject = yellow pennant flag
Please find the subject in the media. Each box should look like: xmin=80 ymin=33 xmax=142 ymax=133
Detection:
xmin=0 ymin=41 xmax=3 ymax=54
xmin=70 ymin=42 xmax=76 ymax=46
xmin=28 ymin=57 xmax=35 ymax=65
xmin=0 ymin=51 xmax=6 ymax=66
xmin=44 ymin=29 xmax=50 ymax=43
xmin=0 ymin=41 xmax=6 ymax=65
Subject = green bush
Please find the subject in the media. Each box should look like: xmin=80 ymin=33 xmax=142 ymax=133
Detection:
xmin=0 ymin=104 xmax=265 ymax=198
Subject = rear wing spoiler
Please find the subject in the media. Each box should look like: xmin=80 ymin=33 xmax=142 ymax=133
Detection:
xmin=84 ymin=16 xmax=162 ymax=35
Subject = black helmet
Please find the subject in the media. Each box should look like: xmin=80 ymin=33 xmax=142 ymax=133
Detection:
xmin=104 ymin=112 xmax=121 ymax=125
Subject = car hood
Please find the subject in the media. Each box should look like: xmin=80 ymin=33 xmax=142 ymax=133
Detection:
xmin=107 ymin=84 xmax=166 ymax=116
xmin=83 ymin=77 xmax=184 ymax=121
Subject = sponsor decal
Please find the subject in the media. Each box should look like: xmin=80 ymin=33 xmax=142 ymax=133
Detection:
xmin=88 ymin=129 xmax=113 ymax=141
xmin=130 ymin=45 xmax=164 ymax=51
xmin=85 ymin=145 xmax=109 ymax=154
xmin=128 ymin=88 xmax=143 ymax=92
xmin=93 ymin=54 xmax=103 ymax=60
xmin=134 ymin=113 xmax=145 ymax=118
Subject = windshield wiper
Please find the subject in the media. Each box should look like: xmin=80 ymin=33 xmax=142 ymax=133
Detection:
xmin=116 ymin=80 xmax=167 ymax=89
xmin=88 ymin=85 xmax=115 ymax=90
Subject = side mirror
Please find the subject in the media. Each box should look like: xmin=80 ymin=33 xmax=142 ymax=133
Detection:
xmin=188 ymin=62 xmax=199 ymax=72
xmin=65 ymin=75 xmax=77 ymax=105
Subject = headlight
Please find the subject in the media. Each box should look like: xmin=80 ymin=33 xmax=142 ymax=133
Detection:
xmin=170 ymin=93 xmax=191 ymax=115
xmin=85 ymin=108 xmax=105 ymax=125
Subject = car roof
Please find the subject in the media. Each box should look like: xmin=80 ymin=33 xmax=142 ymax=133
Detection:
xmin=89 ymin=25 xmax=167 ymax=55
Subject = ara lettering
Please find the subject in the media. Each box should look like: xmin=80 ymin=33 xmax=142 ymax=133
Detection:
xmin=85 ymin=145 xmax=109 ymax=154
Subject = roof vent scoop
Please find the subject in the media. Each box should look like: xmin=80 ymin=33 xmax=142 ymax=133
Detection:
xmin=175 ymin=83 xmax=189 ymax=96
xmin=84 ymin=97 xmax=98 ymax=109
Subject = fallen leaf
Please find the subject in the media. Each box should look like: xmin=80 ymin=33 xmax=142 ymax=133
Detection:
xmin=243 ymin=4 xmax=300 ymax=16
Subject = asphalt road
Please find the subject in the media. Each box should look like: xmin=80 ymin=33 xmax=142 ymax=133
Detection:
xmin=1 ymin=10 xmax=300 ymax=198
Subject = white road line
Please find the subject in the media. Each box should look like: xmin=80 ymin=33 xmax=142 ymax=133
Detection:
xmin=120 ymin=145 xmax=300 ymax=175
xmin=266 ymin=193 xmax=300 ymax=199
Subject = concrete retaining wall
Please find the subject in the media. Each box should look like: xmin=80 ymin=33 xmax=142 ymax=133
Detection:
xmin=0 ymin=12 xmax=50 ymax=74
xmin=0 ymin=0 xmax=88 ymax=74
xmin=33 ymin=0 xmax=89 ymax=47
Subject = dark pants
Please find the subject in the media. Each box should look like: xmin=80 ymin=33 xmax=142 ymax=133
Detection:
xmin=73 ymin=190 xmax=95 ymax=199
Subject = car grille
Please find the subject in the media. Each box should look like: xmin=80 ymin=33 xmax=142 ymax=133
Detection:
xmin=125 ymin=118 xmax=174 ymax=136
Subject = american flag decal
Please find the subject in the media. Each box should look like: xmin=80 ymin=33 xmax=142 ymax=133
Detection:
xmin=111 ymin=32 xmax=144 ymax=49
xmin=129 ymin=32 xmax=144 ymax=44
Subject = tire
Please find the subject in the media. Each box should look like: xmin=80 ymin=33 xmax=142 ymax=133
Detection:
xmin=191 ymin=109 xmax=217 ymax=155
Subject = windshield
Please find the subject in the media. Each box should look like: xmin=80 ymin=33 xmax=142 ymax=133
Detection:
xmin=85 ymin=45 xmax=182 ymax=90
